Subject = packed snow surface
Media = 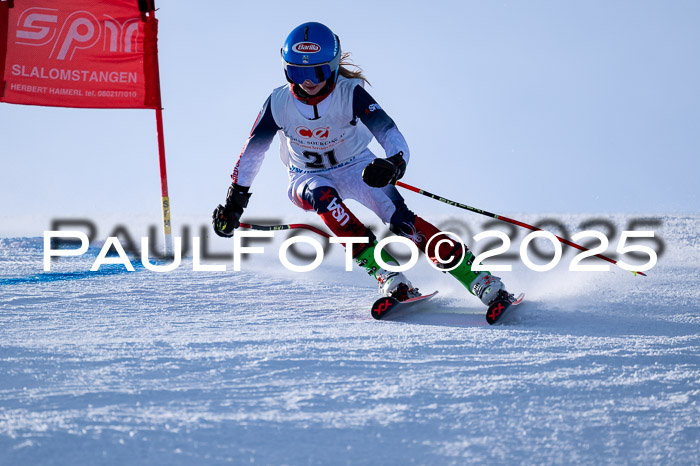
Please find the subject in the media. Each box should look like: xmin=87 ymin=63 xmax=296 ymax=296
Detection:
xmin=1 ymin=214 xmax=699 ymax=465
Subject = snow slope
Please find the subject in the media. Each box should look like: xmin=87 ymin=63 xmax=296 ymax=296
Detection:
xmin=1 ymin=214 xmax=699 ymax=465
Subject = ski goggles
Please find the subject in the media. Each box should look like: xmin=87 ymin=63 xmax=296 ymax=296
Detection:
xmin=284 ymin=63 xmax=334 ymax=85
xmin=282 ymin=52 xmax=341 ymax=85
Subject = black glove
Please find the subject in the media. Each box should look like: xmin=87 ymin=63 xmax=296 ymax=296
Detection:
xmin=212 ymin=183 xmax=251 ymax=238
xmin=362 ymin=151 xmax=406 ymax=188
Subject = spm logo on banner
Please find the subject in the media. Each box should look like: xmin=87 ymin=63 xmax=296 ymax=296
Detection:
xmin=1 ymin=0 xmax=159 ymax=108
xmin=15 ymin=7 xmax=140 ymax=61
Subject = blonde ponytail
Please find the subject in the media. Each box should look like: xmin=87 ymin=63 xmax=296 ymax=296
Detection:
xmin=338 ymin=52 xmax=370 ymax=85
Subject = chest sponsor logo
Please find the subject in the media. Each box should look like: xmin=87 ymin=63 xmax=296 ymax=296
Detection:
xmin=296 ymin=126 xmax=330 ymax=140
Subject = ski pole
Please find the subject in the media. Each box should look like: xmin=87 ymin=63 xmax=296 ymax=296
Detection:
xmin=239 ymin=223 xmax=332 ymax=238
xmin=240 ymin=222 xmax=375 ymax=252
xmin=394 ymin=180 xmax=647 ymax=276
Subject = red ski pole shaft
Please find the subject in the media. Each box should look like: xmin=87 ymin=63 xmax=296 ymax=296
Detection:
xmin=394 ymin=180 xmax=646 ymax=276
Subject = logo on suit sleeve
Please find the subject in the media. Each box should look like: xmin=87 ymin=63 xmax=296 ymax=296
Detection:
xmin=365 ymin=103 xmax=381 ymax=115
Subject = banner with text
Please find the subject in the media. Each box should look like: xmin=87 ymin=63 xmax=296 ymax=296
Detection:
xmin=0 ymin=0 xmax=159 ymax=108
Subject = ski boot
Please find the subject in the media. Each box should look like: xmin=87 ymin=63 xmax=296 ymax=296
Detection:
xmin=439 ymin=247 xmax=508 ymax=305
xmin=427 ymin=241 xmax=522 ymax=323
xmin=377 ymin=270 xmax=421 ymax=301
xmin=469 ymin=271 xmax=507 ymax=306
xmin=354 ymin=241 xmax=420 ymax=301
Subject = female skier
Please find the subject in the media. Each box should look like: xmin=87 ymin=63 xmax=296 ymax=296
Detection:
xmin=213 ymin=21 xmax=510 ymax=307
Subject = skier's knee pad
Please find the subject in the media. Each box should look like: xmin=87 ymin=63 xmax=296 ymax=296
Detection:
xmin=293 ymin=184 xmax=314 ymax=211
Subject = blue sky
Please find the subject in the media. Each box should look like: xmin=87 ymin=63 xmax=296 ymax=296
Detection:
xmin=2 ymin=1 xmax=699 ymax=237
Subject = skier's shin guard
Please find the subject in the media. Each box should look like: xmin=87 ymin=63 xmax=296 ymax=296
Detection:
xmin=407 ymin=216 xmax=484 ymax=296
xmin=445 ymin=250 xmax=482 ymax=292
xmin=304 ymin=186 xmax=400 ymax=275
xmin=353 ymin=241 xmax=400 ymax=279
xmin=305 ymin=186 xmax=372 ymax=257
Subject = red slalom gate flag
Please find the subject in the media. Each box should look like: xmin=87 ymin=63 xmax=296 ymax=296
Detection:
xmin=0 ymin=0 xmax=160 ymax=108
xmin=1 ymin=0 xmax=174 ymax=256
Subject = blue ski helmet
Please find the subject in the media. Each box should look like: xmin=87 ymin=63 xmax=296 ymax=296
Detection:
xmin=281 ymin=22 xmax=341 ymax=85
